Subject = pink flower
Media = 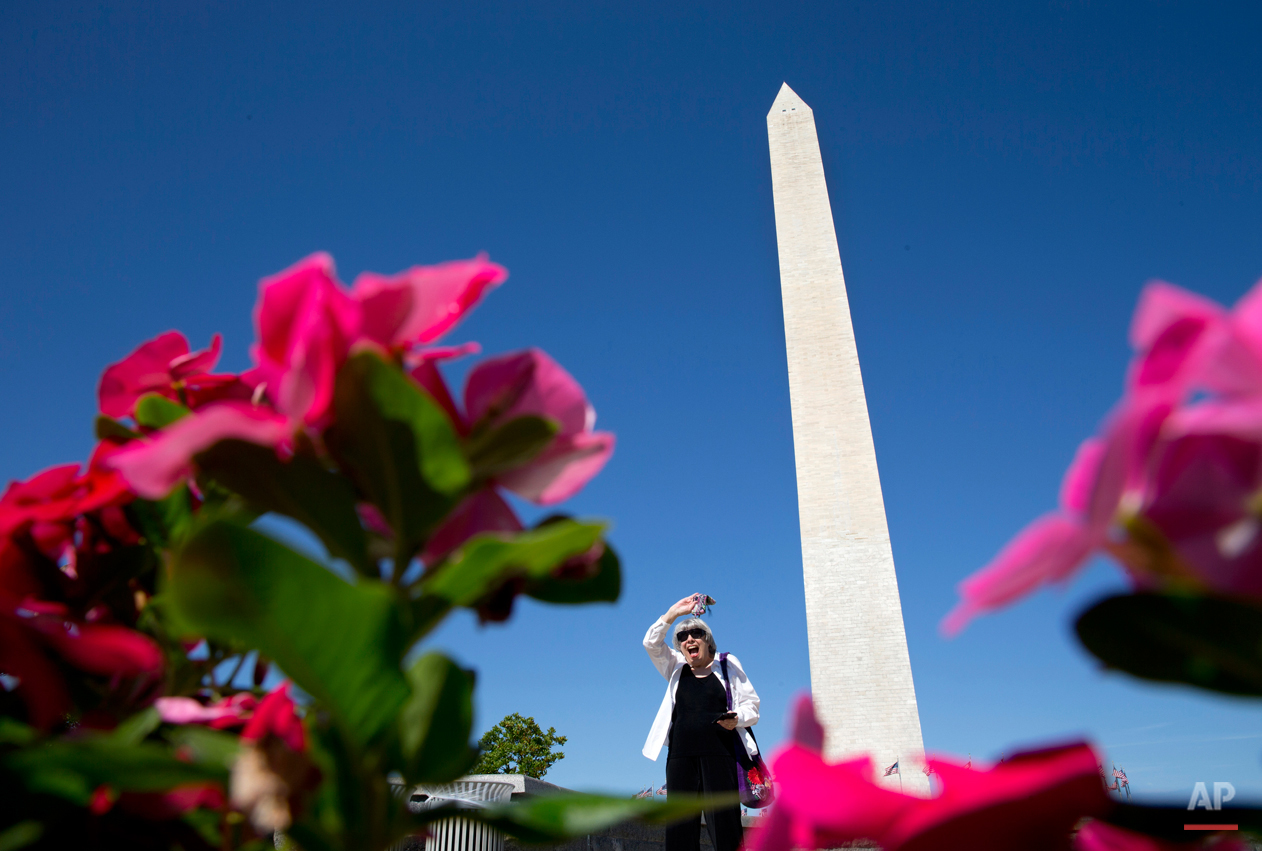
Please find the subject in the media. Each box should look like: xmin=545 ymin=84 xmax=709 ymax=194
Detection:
xmin=106 ymin=402 xmax=291 ymax=499
xmin=253 ymin=253 xmax=361 ymax=426
xmin=751 ymin=696 xmax=1111 ymax=851
xmin=422 ymin=488 xmax=523 ymax=565
xmin=0 ymin=455 xmax=132 ymax=539
xmin=0 ymin=584 xmax=163 ymax=729
xmin=117 ymin=783 xmax=227 ymax=820
xmin=155 ymin=693 xmax=259 ymax=729
xmin=464 ymin=348 xmax=615 ymax=504
xmin=746 ymin=698 xmax=912 ymax=851
xmin=420 ymin=349 xmax=615 ymax=563
xmin=241 ymin=682 xmax=305 ymax=752
xmin=353 ymin=254 xmax=507 ymax=349
xmin=946 ymin=275 xmax=1262 ymax=631
xmin=98 ymin=331 xmax=244 ymax=418
xmin=887 ymin=745 xmax=1109 ymax=850
xmin=1074 ymin=820 xmax=1247 ymax=851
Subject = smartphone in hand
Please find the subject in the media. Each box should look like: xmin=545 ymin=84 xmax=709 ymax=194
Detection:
xmin=716 ymin=711 xmax=737 ymax=722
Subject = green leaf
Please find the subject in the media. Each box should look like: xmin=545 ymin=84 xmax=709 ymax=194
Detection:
xmin=169 ymin=519 xmax=411 ymax=745
xmin=397 ymin=652 xmax=477 ymax=782
xmin=94 ymin=415 xmax=141 ymax=442
xmin=134 ymin=393 xmax=191 ymax=429
xmin=1075 ymin=592 xmax=1262 ymax=697
xmin=326 ymin=351 xmax=470 ymax=561
xmin=196 ymin=439 xmax=373 ymax=576
xmin=0 ymin=821 xmax=43 ymax=851
xmin=0 ymin=718 xmax=36 ymax=746
xmin=526 ymin=538 xmax=621 ymax=606
xmin=421 ymin=520 xmax=607 ymax=609
xmin=127 ymin=485 xmax=194 ymax=549
xmin=110 ymin=708 xmax=161 ymax=746
xmin=165 ymin=726 xmax=240 ymax=772
xmin=4 ymin=738 xmax=226 ymax=805
xmin=415 ymin=793 xmax=730 ymax=844
xmin=411 ymin=520 xmax=607 ymax=636
xmin=466 ymin=416 xmax=558 ymax=480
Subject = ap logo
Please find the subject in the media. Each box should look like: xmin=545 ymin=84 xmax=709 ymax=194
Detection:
xmin=1187 ymin=782 xmax=1235 ymax=810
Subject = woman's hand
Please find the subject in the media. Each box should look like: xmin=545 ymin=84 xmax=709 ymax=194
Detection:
xmin=663 ymin=595 xmax=698 ymax=624
xmin=717 ymin=718 xmax=738 ymax=731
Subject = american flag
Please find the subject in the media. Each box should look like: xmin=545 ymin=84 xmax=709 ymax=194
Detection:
xmin=922 ymin=764 xmax=934 ymax=777
xmin=1112 ymin=767 xmax=1130 ymax=799
xmin=884 ymin=760 xmax=900 ymax=777
xmin=656 ymin=786 xmax=667 ymax=797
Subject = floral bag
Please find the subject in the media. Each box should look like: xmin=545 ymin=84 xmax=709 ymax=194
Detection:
xmin=718 ymin=653 xmax=775 ymax=809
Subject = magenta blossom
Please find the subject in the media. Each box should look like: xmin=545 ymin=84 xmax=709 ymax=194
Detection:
xmin=107 ymin=252 xmax=505 ymax=500
xmin=155 ymin=692 xmax=259 ymax=729
xmin=749 ymin=696 xmax=1110 ymax=851
xmin=1074 ymin=821 xmax=1247 ymax=851
xmin=252 ymin=253 xmax=361 ymax=427
xmin=352 ymin=254 xmax=506 ymax=349
xmin=98 ymin=331 xmax=245 ymax=418
xmin=106 ymin=402 xmax=291 ymax=499
xmin=947 ymin=275 xmax=1262 ymax=633
xmin=464 ymin=348 xmax=615 ymax=504
xmin=422 ymin=349 xmax=615 ymax=563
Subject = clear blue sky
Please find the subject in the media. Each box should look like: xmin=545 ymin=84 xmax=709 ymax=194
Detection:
xmin=3 ymin=0 xmax=1261 ymax=803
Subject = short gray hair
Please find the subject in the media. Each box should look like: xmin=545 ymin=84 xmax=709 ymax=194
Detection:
xmin=672 ymin=617 xmax=716 ymax=656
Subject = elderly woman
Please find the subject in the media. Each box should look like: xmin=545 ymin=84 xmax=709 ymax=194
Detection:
xmin=643 ymin=594 xmax=760 ymax=851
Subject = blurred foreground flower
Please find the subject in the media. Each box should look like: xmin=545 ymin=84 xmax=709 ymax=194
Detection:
xmin=748 ymin=696 xmax=1109 ymax=851
xmin=947 ymin=277 xmax=1262 ymax=633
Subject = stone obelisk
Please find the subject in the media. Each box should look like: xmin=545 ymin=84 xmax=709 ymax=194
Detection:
xmin=767 ymin=83 xmax=927 ymax=793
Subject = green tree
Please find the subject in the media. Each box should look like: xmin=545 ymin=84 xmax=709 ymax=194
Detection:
xmin=473 ymin=713 xmax=567 ymax=778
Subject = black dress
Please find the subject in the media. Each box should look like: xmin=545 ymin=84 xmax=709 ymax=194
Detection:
xmin=665 ymin=666 xmax=743 ymax=851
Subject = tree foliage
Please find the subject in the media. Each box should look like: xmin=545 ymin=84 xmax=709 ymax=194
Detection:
xmin=473 ymin=713 xmax=567 ymax=779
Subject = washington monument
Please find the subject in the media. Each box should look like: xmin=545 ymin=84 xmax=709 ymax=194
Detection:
xmin=767 ymin=83 xmax=928 ymax=793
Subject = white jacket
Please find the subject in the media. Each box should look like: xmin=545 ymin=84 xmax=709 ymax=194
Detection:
xmin=642 ymin=616 xmax=760 ymax=761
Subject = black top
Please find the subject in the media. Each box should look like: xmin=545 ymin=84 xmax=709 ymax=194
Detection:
xmin=667 ymin=667 xmax=737 ymax=758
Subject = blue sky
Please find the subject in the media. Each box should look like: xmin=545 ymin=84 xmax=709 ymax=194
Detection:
xmin=3 ymin=0 xmax=1261 ymax=804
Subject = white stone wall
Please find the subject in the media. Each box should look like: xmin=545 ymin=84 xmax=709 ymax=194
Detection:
xmin=767 ymin=83 xmax=928 ymax=794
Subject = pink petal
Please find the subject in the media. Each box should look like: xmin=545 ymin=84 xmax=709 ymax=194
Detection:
xmin=409 ymin=343 xmax=481 ymax=432
xmin=789 ymin=693 xmax=826 ymax=753
xmin=890 ymin=743 xmax=1108 ymax=851
xmin=22 ymin=611 xmax=164 ymax=677
xmin=768 ymin=744 xmax=914 ymax=847
xmin=169 ymin=334 xmax=223 ymax=380
xmin=1129 ymin=281 xmax=1223 ymax=351
xmin=353 ymin=280 xmax=415 ymax=348
xmin=1167 ymin=398 xmax=1262 ymax=442
xmin=497 ymin=431 xmax=616 ymax=505
xmin=942 ymin=515 xmax=1095 ymax=636
xmin=255 ymin=253 xmax=339 ymax=366
xmin=119 ymin=783 xmax=226 ymax=819
xmin=97 ymin=331 xmax=191 ymax=418
xmin=0 ymin=616 xmax=70 ymax=730
xmin=106 ymin=402 xmax=291 ymax=498
xmin=422 ymin=487 xmax=524 ymax=565
xmin=352 ymin=255 xmax=507 ymax=347
xmin=1059 ymin=438 xmax=1104 ymax=517
xmin=465 ymin=349 xmax=592 ymax=436
xmin=155 ymin=696 xmax=249 ymax=725
xmin=242 ymin=682 xmax=305 ymax=751
xmin=1073 ymin=821 xmax=1187 ymax=851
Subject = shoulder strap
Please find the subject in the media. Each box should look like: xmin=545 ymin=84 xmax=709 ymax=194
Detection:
xmin=719 ymin=653 xmax=733 ymax=710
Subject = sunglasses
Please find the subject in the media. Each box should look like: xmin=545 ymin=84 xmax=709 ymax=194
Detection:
xmin=676 ymin=628 xmax=708 ymax=643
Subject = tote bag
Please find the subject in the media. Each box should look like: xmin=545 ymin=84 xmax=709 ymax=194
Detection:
xmin=718 ymin=654 xmax=775 ymax=809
